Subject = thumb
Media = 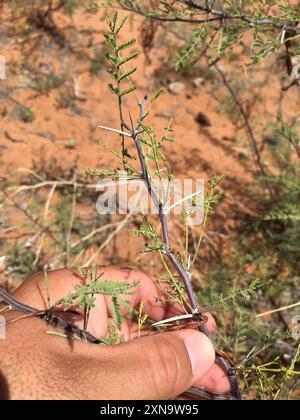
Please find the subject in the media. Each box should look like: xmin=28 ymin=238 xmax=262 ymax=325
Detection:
xmin=110 ymin=329 xmax=215 ymax=400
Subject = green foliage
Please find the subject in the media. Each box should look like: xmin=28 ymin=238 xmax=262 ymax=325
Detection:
xmin=19 ymin=106 xmax=36 ymax=123
xmin=114 ymin=0 xmax=300 ymax=70
xmin=196 ymin=115 xmax=300 ymax=398
xmin=53 ymin=265 xmax=137 ymax=330
xmin=110 ymin=296 xmax=122 ymax=329
xmin=205 ymin=279 xmax=273 ymax=311
xmin=99 ymin=321 xmax=125 ymax=345
xmin=248 ymin=118 xmax=300 ymax=273
xmin=103 ymin=12 xmax=139 ymax=168
xmin=104 ymin=12 xmax=138 ymax=98
xmin=198 ymin=250 xmax=300 ymax=399
xmin=134 ymin=216 xmax=163 ymax=252
xmin=104 ymin=2 xmax=300 ymax=399
xmin=157 ymin=271 xmax=188 ymax=311
xmin=5 ymin=243 xmax=43 ymax=279
xmin=242 ymin=347 xmax=300 ymax=400
xmin=176 ymin=26 xmax=208 ymax=71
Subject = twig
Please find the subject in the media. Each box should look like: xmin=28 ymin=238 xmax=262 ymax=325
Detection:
xmin=3 ymin=131 xmax=24 ymax=143
xmin=65 ymin=175 xmax=77 ymax=267
xmin=70 ymin=223 xmax=117 ymax=249
xmin=257 ymin=302 xmax=300 ymax=318
xmin=214 ymin=64 xmax=275 ymax=200
xmin=1 ymin=188 xmax=58 ymax=244
xmin=0 ymin=288 xmax=100 ymax=344
xmin=34 ymin=182 xmax=57 ymax=265
xmin=9 ymin=180 xmax=100 ymax=195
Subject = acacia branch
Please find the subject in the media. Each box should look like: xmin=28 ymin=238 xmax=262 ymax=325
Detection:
xmin=96 ymin=97 xmax=242 ymax=399
xmin=178 ymin=0 xmax=300 ymax=31
xmin=119 ymin=0 xmax=300 ymax=34
xmin=131 ymin=96 xmax=242 ymax=400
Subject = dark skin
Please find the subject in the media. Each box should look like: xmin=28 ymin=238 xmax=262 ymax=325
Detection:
xmin=0 ymin=267 xmax=230 ymax=400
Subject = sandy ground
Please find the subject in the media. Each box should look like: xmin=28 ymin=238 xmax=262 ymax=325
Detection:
xmin=0 ymin=6 xmax=299 ymax=285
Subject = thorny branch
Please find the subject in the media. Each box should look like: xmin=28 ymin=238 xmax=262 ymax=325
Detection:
xmin=179 ymin=1 xmax=299 ymax=29
xmin=119 ymin=0 xmax=300 ymax=34
xmin=109 ymin=95 xmax=242 ymax=400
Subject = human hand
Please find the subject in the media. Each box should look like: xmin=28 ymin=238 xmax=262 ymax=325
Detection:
xmin=0 ymin=267 xmax=230 ymax=400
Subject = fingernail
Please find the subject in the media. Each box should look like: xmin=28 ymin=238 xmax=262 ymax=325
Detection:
xmin=184 ymin=332 xmax=215 ymax=376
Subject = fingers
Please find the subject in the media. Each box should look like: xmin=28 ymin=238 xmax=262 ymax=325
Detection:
xmin=99 ymin=267 xmax=217 ymax=336
xmin=100 ymin=266 xmax=165 ymax=321
xmin=194 ymin=363 xmax=231 ymax=394
xmin=13 ymin=269 xmax=87 ymax=308
xmin=84 ymin=329 xmax=216 ymax=400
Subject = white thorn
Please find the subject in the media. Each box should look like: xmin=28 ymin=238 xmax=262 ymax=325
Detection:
xmin=98 ymin=125 xmax=132 ymax=137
